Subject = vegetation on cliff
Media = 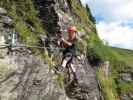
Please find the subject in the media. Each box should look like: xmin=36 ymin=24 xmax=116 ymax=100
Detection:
xmin=0 ymin=0 xmax=132 ymax=100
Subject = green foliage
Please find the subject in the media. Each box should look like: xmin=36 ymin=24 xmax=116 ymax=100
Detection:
xmin=98 ymin=68 xmax=118 ymax=100
xmin=116 ymin=79 xmax=133 ymax=94
xmin=67 ymin=0 xmax=95 ymax=29
xmin=86 ymin=4 xmax=96 ymax=24
xmin=55 ymin=74 xmax=64 ymax=89
xmin=41 ymin=51 xmax=55 ymax=68
xmin=119 ymin=81 xmax=133 ymax=94
xmin=0 ymin=0 xmax=45 ymax=45
xmin=76 ymin=23 xmax=86 ymax=32
xmin=85 ymin=33 xmax=113 ymax=61
xmin=84 ymin=32 xmax=133 ymax=99
xmin=0 ymin=0 xmax=54 ymax=68
xmin=0 ymin=0 xmax=132 ymax=97
xmin=76 ymin=39 xmax=87 ymax=55
xmin=112 ymin=48 xmax=133 ymax=67
xmin=85 ymin=32 xmax=133 ymax=72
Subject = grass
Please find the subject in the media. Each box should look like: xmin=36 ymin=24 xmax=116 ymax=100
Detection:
xmin=67 ymin=1 xmax=133 ymax=98
xmin=76 ymin=29 xmax=133 ymax=99
xmin=67 ymin=0 xmax=96 ymax=31
xmin=0 ymin=0 xmax=45 ymax=46
xmin=84 ymin=32 xmax=133 ymax=72
xmin=98 ymin=68 xmax=118 ymax=100
xmin=55 ymin=74 xmax=65 ymax=89
xmin=85 ymin=32 xmax=133 ymax=99
xmin=117 ymin=80 xmax=133 ymax=94
xmin=121 ymin=83 xmax=133 ymax=94
xmin=112 ymin=47 xmax=133 ymax=67
xmin=0 ymin=0 xmax=132 ymax=98
xmin=0 ymin=0 xmax=63 ymax=88
xmin=0 ymin=0 xmax=54 ymax=68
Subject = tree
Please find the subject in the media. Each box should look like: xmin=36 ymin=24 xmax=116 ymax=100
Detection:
xmin=86 ymin=4 xmax=96 ymax=24
xmin=77 ymin=0 xmax=82 ymax=7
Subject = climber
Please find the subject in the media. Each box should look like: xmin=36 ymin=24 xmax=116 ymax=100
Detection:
xmin=56 ymin=25 xmax=78 ymax=77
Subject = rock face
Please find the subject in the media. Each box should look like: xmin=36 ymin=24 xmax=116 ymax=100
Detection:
xmin=120 ymin=72 xmax=133 ymax=100
xmin=0 ymin=13 xmax=69 ymax=99
xmin=120 ymin=93 xmax=133 ymax=100
xmin=0 ymin=0 xmax=100 ymax=100
xmin=120 ymin=72 xmax=133 ymax=82
xmin=65 ymin=55 xmax=100 ymax=100
xmin=34 ymin=0 xmax=61 ymax=35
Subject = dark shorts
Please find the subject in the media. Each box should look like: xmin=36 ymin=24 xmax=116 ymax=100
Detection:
xmin=62 ymin=45 xmax=76 ymax=64
xmin=62 ymin=52 xmax=73 ymax=64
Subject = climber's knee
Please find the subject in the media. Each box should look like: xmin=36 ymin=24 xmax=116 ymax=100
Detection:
xmin=62 ymin=53 xmax=72 ymax=67
xmin=71 ymin=64 xmax=76 ymax=72
xmin=62 ymin=59 xmax=68 ymax=68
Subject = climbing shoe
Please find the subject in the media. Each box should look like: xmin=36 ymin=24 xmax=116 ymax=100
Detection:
xmin=54 ymin=65 xmax=65 ymax=74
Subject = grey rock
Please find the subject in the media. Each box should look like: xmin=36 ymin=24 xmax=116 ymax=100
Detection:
xmin=120 ymin=94 xmax=130 ymax=100
xmin=120 ymin=73 xmax=133 ymax=82
xmin=120 ymin=93 xmax=133 ymax=100
xmin=57 ymin=0 xmax=70 ymax=13
xmin=129 ymin=93 xmax=133 ymax=99
xmin=0 ymin=15 xmax=13 ymax=25
xmin=0 ymin=45 xmax=71 ymax=100
xmin=0 ymin=8 xmax=7 ymax=15
xmin=34 ymin=0 xmax=61 ymax=35
xmin=77 ymin=31 xmax=86 ymax=38
xmin=0 ymin=0 xmax=100 ymax=100
xmin=65 ymin=55 xmax=100 ymax=100
xmin=0 ymin=13 xmax=71 ymax=100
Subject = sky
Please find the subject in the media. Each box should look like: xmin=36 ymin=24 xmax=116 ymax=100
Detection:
xmin=81 ymin=0 xmax=133 ymax=50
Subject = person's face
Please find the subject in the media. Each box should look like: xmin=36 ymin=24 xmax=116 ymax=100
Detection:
xmin=68 ymin=31 xmax=76 ymax=40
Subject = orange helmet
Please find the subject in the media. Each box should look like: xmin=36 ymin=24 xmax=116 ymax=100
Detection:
xmin=67 ymin=25 xmax=77 ymax=33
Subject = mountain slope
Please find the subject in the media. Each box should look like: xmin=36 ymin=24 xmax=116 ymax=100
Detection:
xmin=112 ymin=47 xmax=133 ymax=66
xmin=0 ymin=0 xmax=100 ymax=100
xmin=0 ymin=0 xmax=132 ymax=100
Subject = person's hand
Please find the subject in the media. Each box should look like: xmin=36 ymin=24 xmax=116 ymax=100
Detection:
xmin=57 ymin=38 xmax=63 ymax=46
xmin=57 ymin=40 xmax=61 ymax=46
xmin=61 ymin=37 xmax=65 ymax=41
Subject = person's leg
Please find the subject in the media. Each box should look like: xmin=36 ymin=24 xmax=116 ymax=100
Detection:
xmin=54 ymin=53 xmax=72 ymax=73
xmin=61 ymin=60 xmax=67 ymax=68
xmin=54 ymin=56 xmax=70 ymax=73
xmin=70 ymin=63 xmax=78 ymax=83
xmin=61 ymin=54 xmax=72 ymax=68
xmin=70 ymin=63 xmax=76 ymax=73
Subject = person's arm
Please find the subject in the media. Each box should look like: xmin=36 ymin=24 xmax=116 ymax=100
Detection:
xmin=61 ymin=38 xmax=72 ymax=46
xmin=57 ymin=38 xmax=71 ymax=48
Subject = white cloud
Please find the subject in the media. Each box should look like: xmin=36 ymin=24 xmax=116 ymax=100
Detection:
xmin=82 ymin=0 xmax=133 ymax=22
xmin=81 ymin=0 xmax=133 ymax=50
xmin=97 ymin=22 xmax=133 ymax=50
